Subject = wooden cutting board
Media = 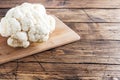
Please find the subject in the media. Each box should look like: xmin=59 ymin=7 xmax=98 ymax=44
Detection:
xmin=0 ymin=16 xmax=80 ymax=64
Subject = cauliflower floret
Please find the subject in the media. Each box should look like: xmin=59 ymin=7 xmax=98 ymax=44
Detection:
xmin=0 ymin=3 xmax=56 ymax=48
xmin=28 ymin=24 xmax=50 ymax=42
xmin=7 ymin=32 xmax=30 ymax=48
xmin=0 ymin=17 xmax=21 ymax=37
xmin=48 ymin=15 xmax=56 ymax=32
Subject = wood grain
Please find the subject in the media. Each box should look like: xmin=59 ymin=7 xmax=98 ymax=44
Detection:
xmin=48 ymin=9 xmax=120 ymax=22
xmin=0 ymin=62 xmax=120 ymax=79
xmin=0 ymin=0 xmax=120 ymax=80
xmin=0 ymin=0 xmax=120 ymax=9
xmin=16 ymin=22 xmax=120 ymax=64
xmin=14 ymin=39 xmax=120 ymax=65
xmin=1 ymin=9 xmax=120 ymax=22
xmin=33 ymin=40 xmax=120 ymax=64
xmin=66 ymin=23 xmax=120 ymax=40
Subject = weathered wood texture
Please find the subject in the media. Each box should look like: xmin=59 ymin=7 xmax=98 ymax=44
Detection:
xmin=0 ymin=0 xmax=120 ymax=8
xmin=0 ymin=0 xmax=120 ymax=80
xmin=1 ymin=9 xmax=120 ymax=22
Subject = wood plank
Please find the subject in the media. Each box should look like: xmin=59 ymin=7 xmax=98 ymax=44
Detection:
xmin=47 ymin=9 xmax=93 ymax=22
xmin=17 ymin=63 xmax=44 ymax=72
xmin=66 ymin=23 xmax=120 ymax=40
xmin=84 ymin=9 xmax=120 ymax=22
xmin=0 ymin=62 xmax=120 ymax=79
xmin=0 ymin=62 xmax=17 ymax=79
xmin=16 ymin=63 xmax=120 ymax=78
xmin=1 ymin=9 xmax=120 ymax=22
xmin=49 ymin=9 xmax=120 ymax=22
xmin=17 ymin=73 xmax=120 ymax=80
xmin=17 ymin=76 xmax=103 ymax=80
xmin=0 ymin=0 xmax=120 ymax=9
xmin=41 ymin=63 xmax=120 ymax=71
xmin=16 ymin=62 xmax=120 ymax=77
xmin=17 ymin=72 xmax=104 ymax=80
xmin=34 ymin=54 xmax=120 ymax=64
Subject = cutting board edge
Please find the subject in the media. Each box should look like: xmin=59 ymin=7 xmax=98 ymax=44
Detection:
xmin=0 ymin=37 xmax=80 ymax=64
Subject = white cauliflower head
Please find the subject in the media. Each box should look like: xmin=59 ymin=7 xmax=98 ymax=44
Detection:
xmin=0 ymin=3 xmax=56 ymax=48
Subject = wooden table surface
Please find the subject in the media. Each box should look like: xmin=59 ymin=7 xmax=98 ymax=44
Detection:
xmin=0 ymin=0 xmax=120 ymax=80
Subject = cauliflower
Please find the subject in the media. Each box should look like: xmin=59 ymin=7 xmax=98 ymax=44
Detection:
xmin=0 ymin=3 xmax=56 ymax=48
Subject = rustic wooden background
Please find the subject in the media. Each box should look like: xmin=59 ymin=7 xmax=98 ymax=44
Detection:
xmin=0 ymin=0 xmax=120 ymax=80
